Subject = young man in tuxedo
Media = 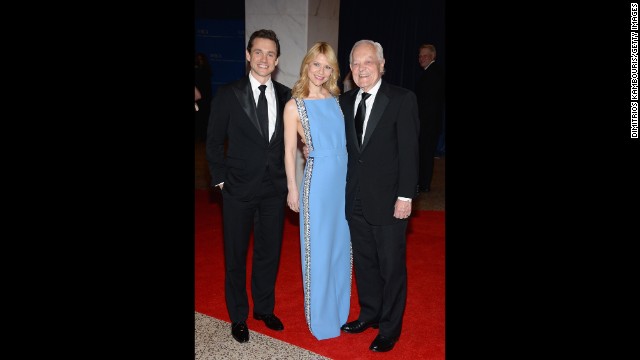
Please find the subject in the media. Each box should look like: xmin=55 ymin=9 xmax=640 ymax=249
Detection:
xmin=339 ymin=39 xmax=420 ymax=352
xmin=206 ymin=29 xmax=292 ymax=344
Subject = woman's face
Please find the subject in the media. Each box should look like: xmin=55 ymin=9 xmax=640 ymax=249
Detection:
xmin=307 ymin=53 xmax=334 ymax=87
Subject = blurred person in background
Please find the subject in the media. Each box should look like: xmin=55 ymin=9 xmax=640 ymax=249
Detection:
xmin=195 ymin=52 xmax=212 ymax=141
xmin=414 ymin=44 xmax=444 ymax=193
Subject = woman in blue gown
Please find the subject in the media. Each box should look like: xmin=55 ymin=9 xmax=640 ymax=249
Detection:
xmin=283 ymin=42 xmax=351 ymax=340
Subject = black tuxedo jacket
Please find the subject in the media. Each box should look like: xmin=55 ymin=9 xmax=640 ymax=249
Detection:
xmin=206 ymin=76 xmax=292 ymax=201
xmin=415 ymin=62 xmax=445 ymax=137
xmin=340 ymin=80 xmax=420 ymax=225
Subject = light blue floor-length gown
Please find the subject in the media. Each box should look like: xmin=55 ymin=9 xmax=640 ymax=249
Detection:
xmin=295 ymin=96 xmax=352 ymax=340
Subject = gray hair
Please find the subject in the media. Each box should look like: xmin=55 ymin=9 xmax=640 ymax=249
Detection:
xmin=349 ymin=40 xmax=385 ymax=65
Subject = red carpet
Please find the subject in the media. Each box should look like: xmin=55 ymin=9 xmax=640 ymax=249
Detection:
xmin=195 ymin=189 xmax=445 ymax=359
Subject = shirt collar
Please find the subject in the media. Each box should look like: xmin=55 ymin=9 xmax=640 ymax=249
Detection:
xmin=248 ymin=72 xmax=272 ymax=91
xmin=358 ymin=78 xmax=382 ymax=99
xmin=424 ymin=60 xmax=435 ymax=70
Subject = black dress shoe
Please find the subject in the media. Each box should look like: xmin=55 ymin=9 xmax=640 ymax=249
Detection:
xmin=253 ymin=313 xmax=284 ymax=331
xmin=340 ymin=320 xmax=379 ymax=333
xmin=369 ymin=335 xmax=398 ymax=352
xmin=231 ymin=321 xmax=249 ymax=343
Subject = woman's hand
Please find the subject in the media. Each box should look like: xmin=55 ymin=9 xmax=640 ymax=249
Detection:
xmin=287 ymin=189 xmax=300 ymax=213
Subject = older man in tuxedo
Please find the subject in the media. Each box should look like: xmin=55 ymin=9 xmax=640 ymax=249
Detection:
xmin=339 ymin=39 xmax=420 ymax=352
xmin=415 ymin=43 xmax=445 ymax=193
xmin=206 ymin=29 xmax=292 ymax=344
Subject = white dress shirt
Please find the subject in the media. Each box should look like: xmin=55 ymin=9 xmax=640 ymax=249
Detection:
xmin=355 ymin=79 xmax=382 ymax=139
xmin=249 ymin=73 xmax=276 ymax=140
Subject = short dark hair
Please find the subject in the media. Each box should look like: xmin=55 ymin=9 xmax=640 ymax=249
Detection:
xmin=247 ymin=29 xmax=281 ymax=58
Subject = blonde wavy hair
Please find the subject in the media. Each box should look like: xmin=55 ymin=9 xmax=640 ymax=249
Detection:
xmin=291 ymin=42 xmax=341 ymax=98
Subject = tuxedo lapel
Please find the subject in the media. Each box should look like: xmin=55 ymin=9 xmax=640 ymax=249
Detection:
xmin=362 ymin=83 xmax=389 ymax=150
xmin=232 ymin=77 xmax=262 ymax=136
xmin=271 ymin=83 xmax=286 ymax=143
xmin=345 ymin=91 xmax=359 ymax=150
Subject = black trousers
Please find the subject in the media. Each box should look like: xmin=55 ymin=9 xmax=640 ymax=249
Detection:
xmin=418 ymin=129 xmax=439 ymax=190
xmin=221 ymin=175 xmax=286 ymax=323
xmin=348 ymin=194 xmax=408 ymax=339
